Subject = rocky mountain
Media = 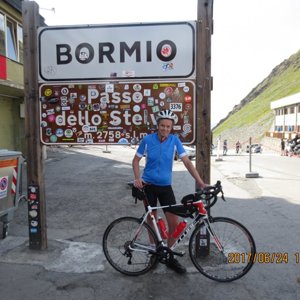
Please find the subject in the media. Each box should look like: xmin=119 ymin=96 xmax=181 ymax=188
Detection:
xmin=212 ymin=49 xmax=300 ymax=149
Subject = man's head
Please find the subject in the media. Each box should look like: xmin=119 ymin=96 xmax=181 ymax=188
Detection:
xmin=156 ymin=110 xmax=176 ymax=125
xmin=156 ymin=110 xmax=176 ymax=140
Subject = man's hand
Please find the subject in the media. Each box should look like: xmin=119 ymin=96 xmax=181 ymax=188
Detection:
xmin=133 ymin=178 xmax=144 ymax=189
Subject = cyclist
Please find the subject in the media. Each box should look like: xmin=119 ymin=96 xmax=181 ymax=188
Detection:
xmin=132 ymin=109 xmax=207 ymax=274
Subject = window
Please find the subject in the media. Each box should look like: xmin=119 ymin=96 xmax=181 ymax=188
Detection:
xmin=290 ymin=107 xmax=294 ymax=114
xmin=0 ymin=13 xmax=5 ymax=56
xmin=0 ymin=11 xmax=23 ymax=63
xmin=6 ymin=18 xmax=17 ymax=61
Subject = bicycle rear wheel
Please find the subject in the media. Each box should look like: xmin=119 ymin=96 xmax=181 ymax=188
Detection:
xmin=103 ymin=217 xmax=159 ymax=276
xmin=189 ymin=217 xmax=256 ymax=282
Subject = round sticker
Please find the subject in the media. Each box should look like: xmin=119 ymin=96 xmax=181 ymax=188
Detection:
xmin=159 ymin=93 xmax=166 ymax=100
xmin=29 ymin=210 xmax=38 ymax=218
xmin=183 ymin=86 xmax=190 ymax=93
xmin=183 ymin=123 xmax=191 ymax=133
xmin=80 ymin=94 xmax=86 ymax=101
xmin=64 ymin=129 xmax=73 ymax=138
xmin=41 ymin=121 xmax=47 ymax=127
xmin=184 ymin=95 xmax=192 ymax=103
xmin=132 ymin=92 xmax=143 ymax=103
xmin=82 ymin=125 xmax=90 ymax=133
xmin=44 ymin=89 xmax=52 ymax=97
xmin=47 ymin=114 xmax=56 ymax=123
xmin=133 ymin=105 xmax=141 ymax=112
xmin=61 ymin=87 xmax=69 ymax=95
xmin=50 ymin=135 xmax=58 ymax=143
xmin=164 ymin=87 xmax=173 ymax=97
xmin=133 ymin=84 xmax=142 ymax=91
xmin=31 ymin=220 xmax=38 ymax=227
xmin=56 ymin=128 xmax=64 ymax=137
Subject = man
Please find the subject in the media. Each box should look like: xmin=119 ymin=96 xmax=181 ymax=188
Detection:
xmin=132 ymin=109 xmax=207 ymax=274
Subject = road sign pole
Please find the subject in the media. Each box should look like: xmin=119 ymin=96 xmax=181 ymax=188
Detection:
xmin=195 ymin=0 xmax=213 ymax=257
xmin=23 ymin=1 xmax=48 ymax=250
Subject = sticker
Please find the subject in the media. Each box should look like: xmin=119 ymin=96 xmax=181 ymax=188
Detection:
xmin=61 ymin=87 xmax=69 ymax=95
xmin=183 ymin=123 xmax=191 ymax=133
xmin=133 ymin=105 xmax=140 ymax=113
xmin=184 ymin=95 xmax=192 ymax=103
xmin=164 ymin=87 xmax=173 ymax=97
xmin=132 ymin=92 xmax=143 ymax=103
xmin=30 ymin=228 xmax=38 ymax=233
xmin=159 ymin=93 xmax=166 ymax=100
xmin=133 ymin=84 xmax=142 ymax=91
xmin=151 ymin=106 xmax=160 ymax=113
xmin=0 ymin=176 xmax=8 ymax=199
xmin=79 ymin=94 xmax=86 ymax=101
xmin=44 ymin=89 xmax=52 ymax=97
xmin=82 ymin=125 xmax=90 ymax=133
xmin=29 ymin=210 xmax=38 ymax=218
xmin=64 ymin=129 xmax=73 ymax=138
xmin=41 ymin=121 xmax=47 ymax=127
xmin=170 ymin=103 xmax=183 ymax=112
xmin=185 ymin=104 xmax=192 ymax=111
xmin=183 ymin=86 xmax=190 ymax=93
xmin=50 ymin=135 xmax=58 ymax=143
xmin=105 ymin=84 xmax=114 ymax=93
xmin=144 ymin=89 xmax=151 ymax=96
xmin=56 ymin=129 xmax=64 ymax=137
xmin=147 ymin=97 xmax=154 ymax=106
xmin=159 ymin=101 xmax=165 ymax=107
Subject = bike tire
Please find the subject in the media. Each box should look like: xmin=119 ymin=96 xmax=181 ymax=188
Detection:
xmin=102 ymin=217 xmax=159 ymax=276
xmin=189 ymin=217 xmax=256 ymax=282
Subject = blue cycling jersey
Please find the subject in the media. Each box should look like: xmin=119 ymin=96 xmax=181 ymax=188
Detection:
xmin=136 ymin=133 xmax=187 ymax=186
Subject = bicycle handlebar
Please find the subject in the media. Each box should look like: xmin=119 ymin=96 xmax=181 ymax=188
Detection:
xmin=181 ymin=180 xmax=225 ymax=209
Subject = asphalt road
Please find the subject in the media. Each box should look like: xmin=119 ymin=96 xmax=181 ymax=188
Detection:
xmin=0 ymin=146 xmax=299 ymax=300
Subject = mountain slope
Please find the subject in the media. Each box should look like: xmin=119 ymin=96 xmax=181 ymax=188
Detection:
xmin=212 ymin=49 xmax=300 ymax=146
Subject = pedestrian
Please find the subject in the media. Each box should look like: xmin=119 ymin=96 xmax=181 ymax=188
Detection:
xmin=236 ymin=141 xmax=241 ymax=154
xmin=132 ymin=109 xmax=208 ymax=274
xmin=280 ymin=138 xmax=285 ymax=156
xmin=223 ymin=139 xmax=228 ymax=155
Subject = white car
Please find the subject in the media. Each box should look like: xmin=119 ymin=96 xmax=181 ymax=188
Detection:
xmin=175 ymin=145 xmax=196 ymax=160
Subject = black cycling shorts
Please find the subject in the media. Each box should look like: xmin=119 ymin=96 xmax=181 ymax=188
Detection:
xmin=144 ymin=184 xmax=176 ymax=212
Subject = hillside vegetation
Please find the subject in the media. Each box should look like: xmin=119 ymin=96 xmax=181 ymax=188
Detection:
xmin=212 ymin=49 xmax=300 ymax=146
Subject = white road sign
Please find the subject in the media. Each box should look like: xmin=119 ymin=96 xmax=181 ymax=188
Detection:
xmin=38 ymin=22 xmax=196 ymax=81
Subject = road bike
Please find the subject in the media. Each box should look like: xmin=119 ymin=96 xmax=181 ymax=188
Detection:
xmin=102 ymin=181 xmax=256 ymax=282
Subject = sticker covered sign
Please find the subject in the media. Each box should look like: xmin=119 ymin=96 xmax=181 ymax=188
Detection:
xmin=39 ymin=81 xmax=195 ymax=145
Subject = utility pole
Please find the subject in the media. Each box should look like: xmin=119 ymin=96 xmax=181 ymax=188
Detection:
xmin=195 ymin=0 xmax=213 ymax=256
xmin=23 ymin=1 xmax=47 ymax=250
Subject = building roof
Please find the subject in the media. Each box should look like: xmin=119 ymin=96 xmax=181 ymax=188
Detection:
xmin=3 ymin=0 xmax=22 ymax=12
xmin=270 ymin=92 xmax=300 ymax=109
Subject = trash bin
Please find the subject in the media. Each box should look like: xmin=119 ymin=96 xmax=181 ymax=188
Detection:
xmin=0 ymin=149 xmax=26 ymax=238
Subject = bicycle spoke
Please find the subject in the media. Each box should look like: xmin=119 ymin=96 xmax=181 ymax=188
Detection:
xmin=103 ymin=217 xmax=159 ymax=275
xmin=189 ymin=217 xmax=256 ymax=282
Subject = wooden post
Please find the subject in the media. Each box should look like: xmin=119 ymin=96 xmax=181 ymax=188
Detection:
xmin=196 ymin=0 xmax=213 ymax=184
xmin=23 ymin=1 xmax=47 ymax=250
xmin=195 ymin=0 xmax=213 ymax=257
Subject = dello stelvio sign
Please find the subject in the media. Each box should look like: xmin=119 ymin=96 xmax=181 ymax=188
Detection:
xmin=38 ymin=22 xmax=196 ymax=81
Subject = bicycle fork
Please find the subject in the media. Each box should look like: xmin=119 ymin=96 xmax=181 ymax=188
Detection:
xmin=202 ymin=217 xmax=224 ymax=252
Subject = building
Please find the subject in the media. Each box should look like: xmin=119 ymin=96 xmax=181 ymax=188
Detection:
xmin=0 ymin=0 xmax=46 ymax=153
xmin=269 ymin=92 xmax=300 ymax=139
xmin=0 ymin=0 xmax=25 ymax=152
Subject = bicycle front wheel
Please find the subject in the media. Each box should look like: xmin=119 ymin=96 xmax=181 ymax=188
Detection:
xmin=189 ymin=217 xmax=256 ymax=282
xmin=102 ymin=217 xmax=159 ymax=276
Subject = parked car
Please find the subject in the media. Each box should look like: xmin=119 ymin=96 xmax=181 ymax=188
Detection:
xmin=175 ymin=145 xmax=196 ymax=160
xmin=246 ymin=144 xmax=262 ymax=153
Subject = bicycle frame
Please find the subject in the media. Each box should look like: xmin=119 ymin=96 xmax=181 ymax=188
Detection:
xmin=129 ymin=201 xmax=224 ymax=254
